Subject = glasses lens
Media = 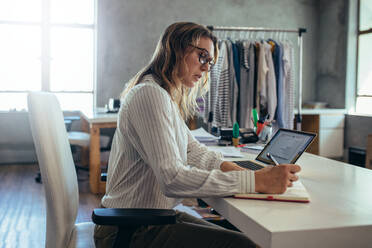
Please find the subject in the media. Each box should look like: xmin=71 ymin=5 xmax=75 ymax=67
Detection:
xmin=191 ymin=45 xmax=214 ymax=70
xmin=199 ymin=56 xmax=206 ymax=65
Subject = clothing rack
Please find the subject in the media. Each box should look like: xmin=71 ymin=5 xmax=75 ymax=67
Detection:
xmin=207 ymin=26 xmax=306 ymax=131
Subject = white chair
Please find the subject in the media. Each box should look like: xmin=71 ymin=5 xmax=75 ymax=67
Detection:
xmin=28 ymin=92 xmax=95 ymax=248
xmin=28 ymin=92 xmax=176 ymax=248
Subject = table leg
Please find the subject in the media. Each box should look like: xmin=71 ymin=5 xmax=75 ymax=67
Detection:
xmin=89 ymin=125 xmax=102 ymax=194
xmin=80 ymin=117 xmax=90 ymax=167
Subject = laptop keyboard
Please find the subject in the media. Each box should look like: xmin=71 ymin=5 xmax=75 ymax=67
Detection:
xmin=234 ymin=161 xmax=264 ymax=171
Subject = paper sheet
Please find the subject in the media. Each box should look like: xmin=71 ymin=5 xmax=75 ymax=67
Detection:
xmin=208 ymin=146 xmax=245 ymax=158
xmin=190 ymin=127 xmax=219 ymax=141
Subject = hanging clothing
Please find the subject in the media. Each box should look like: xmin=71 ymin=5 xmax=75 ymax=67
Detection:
xmin=204 ymin=41 xmax=224 ymax=125
xmin=232 ymin=41 xmax=242 ymax=124
xmin=213 ymin=41 xmax=233 ymax=127
xmin=270 ymin=39 xmax=285 ymax=128
xmin=238 ymin=41 xmax=254 ymax=128
xmin=282 ymin=42 xmax=295 ymax=129
xmin=253 ymin=43 xmax=259 ymax=110
xmin=264 ymin=41 xmax=277 ymax=123
xmin=247 ymin=43 xmax=256 ymax=128
xmin=226 ymin=40 xmax=239 ymax=126
xmin=203 ymin=35 xmax=296 ymax=130
xmin=256 ymin=41 xmax=268 ymax=117
xmin=257 ymin=41 xmax=277 ymax=122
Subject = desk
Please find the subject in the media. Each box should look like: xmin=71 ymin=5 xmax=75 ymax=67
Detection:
xmin=80 ymin=109 xmax=117 ymax=194
xmin=203 ymin=151 xmax=372 ymax=248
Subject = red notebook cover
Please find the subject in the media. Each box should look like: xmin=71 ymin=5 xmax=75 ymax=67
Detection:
xmin=234 ymin=181 xmax=310 ymax=203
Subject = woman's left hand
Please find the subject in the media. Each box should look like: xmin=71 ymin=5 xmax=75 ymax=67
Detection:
xmin=220 ymin=161 xmax=245 ymax=172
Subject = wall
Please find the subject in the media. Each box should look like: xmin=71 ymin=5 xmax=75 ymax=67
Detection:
xmin=316 ymin=0 xmax=347 ymax=108
xmin=0 ymin=112 xmax=37 ymax=164
xmin=96 ymin=0 xmax=319 ymax=107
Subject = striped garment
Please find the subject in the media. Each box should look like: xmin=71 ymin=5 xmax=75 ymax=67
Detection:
xmin=213 ymin=40 xmax=236 ymax=128
xmin=283 ymin=43 xmax=295 ymax=130
xmin=211 ymin=40 xmax=230 ymax=127
xmin=203 ymin=40 xmax=224 ymax=124
xmin=101 ymin=75 xmax=255 ymax=209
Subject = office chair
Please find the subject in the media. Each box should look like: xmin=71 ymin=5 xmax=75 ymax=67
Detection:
xmin=28 ymin=92 xmax=176 ymax=248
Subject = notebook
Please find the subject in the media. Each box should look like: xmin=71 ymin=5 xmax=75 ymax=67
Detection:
xmin=235 ymin=180 xmax=310 ymax=203
xmin=233 ymin=128 xmax=316 ymax=203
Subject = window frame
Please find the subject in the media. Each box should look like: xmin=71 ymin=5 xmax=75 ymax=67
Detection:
xmin=0 ymin=0 xmax=97 ymax=110
xmin=356 ymin=0 xmax=372 ymax=113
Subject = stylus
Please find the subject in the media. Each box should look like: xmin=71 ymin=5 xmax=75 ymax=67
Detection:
xmin=267 ymin=153 xmax=279 ymax=166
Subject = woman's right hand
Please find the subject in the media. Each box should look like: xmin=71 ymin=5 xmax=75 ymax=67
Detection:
xmin=254 ymin=164 xmax=301 ymax=194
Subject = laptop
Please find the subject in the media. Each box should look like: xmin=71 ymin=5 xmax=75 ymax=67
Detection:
xmin=234 ymin=128 xmax=316 ymax=171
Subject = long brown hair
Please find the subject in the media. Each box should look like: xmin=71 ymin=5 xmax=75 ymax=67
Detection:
xmin=121 ymin=22 xmax=218 ymax=120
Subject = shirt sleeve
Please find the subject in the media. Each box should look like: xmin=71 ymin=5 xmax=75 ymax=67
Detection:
xmin=126 ymin=84 xmax=255 ymax=198
xmin=185 ymin=126 xmax=224 ymax=171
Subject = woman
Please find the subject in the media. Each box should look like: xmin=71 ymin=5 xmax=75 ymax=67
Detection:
xmin=94 ymin=22 xmax=300 ymax=248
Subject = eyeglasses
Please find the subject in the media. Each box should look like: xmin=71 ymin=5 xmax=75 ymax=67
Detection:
xmin=189 ymin=45 xmax=215 ymax=70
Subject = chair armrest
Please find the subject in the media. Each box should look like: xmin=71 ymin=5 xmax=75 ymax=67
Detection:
xmin=92 ymin=208 xmax=177 ymax=227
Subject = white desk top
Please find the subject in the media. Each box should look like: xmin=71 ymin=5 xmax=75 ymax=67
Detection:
xmin=203 ymin=151 xmax=372 ymax=248
xmin=80 ymin=108 xmax=118 ymax=124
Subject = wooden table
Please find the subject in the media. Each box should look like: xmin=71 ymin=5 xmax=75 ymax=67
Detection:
xmin=80 ymin=109 xmax=117 ymax=194
xmin=203 ymin=150 xmax=372 ymax=248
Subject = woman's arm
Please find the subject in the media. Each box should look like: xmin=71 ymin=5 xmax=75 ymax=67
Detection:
xmin=186 ymin=129 xmax=246 ymax=172
xmin=185 ymin=127 xmax=225 ymax=171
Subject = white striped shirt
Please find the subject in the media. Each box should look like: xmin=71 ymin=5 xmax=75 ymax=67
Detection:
xmin=101 ymin=75 xmax=255 ymax=209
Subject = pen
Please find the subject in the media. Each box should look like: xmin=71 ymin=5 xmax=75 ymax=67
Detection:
xmin=267 ymin=153 xmax=279 ymax=166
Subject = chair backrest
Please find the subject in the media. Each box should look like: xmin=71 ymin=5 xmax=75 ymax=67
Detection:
xmin=28 ymin=92 xmax=79 ymax=248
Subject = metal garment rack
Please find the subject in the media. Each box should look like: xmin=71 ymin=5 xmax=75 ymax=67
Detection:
xmin=207 ymin=26 xmax=306 ymax=131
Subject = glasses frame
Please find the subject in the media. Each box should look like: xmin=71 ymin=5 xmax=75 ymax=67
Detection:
xmin=189 ymin=44 xmax=215 ymax=69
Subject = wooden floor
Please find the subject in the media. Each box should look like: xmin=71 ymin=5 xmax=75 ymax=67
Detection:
xmin=0 ymin=164 xmax=102 ymax=248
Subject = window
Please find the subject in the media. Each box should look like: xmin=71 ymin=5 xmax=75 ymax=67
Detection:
xmin=356 ymin=0 xmax=372 ymax=114
xmin=0 ymin=0 xmax=96 ymax=112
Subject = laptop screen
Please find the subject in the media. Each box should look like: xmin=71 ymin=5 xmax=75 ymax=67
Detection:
xmin=256 ymin=129 xmax=316 ymax=165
